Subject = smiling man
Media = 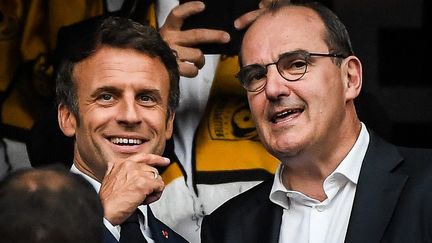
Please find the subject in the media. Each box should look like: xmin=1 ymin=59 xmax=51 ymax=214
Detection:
xmin=56 ymin=16 xmax=187 ymax=243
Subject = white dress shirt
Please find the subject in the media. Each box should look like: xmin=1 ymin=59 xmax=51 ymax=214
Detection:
xmin=270 ymin=123 xmax=370 ymax=243
xmin=71 ymin=165 xmax=155 ymax=243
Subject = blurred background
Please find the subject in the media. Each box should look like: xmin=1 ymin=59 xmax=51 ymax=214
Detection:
xmin=328 ymin=0 xmax=430 ymax=148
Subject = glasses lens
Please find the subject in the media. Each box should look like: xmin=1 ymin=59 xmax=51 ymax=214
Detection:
xmin=238 ymin=64 xmax=267 ymax=92
xmin=277 ymin=52 xmax=308 ymax=81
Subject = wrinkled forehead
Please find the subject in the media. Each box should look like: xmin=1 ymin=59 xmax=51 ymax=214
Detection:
xmin=241 ymin=6 xmax=327 ymax=64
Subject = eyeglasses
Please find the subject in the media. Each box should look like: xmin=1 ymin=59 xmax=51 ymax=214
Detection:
xmin=236 ymin=50 xmax=346 ymax=92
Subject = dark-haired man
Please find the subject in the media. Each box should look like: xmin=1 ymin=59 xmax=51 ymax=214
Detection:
xmin=56 ymin=16 xmax=187 ymax=243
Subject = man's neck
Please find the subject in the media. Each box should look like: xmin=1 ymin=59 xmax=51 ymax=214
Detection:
xmin=280 ymin=121 xmax=362 ymax=201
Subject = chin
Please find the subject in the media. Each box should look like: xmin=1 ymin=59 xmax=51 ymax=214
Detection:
xmin=270 ymin=139 xmax=303 ymax=157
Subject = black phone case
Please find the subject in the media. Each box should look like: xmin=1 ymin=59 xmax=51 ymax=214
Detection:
xmin=180 ymin=0 xmax=260 ymax=55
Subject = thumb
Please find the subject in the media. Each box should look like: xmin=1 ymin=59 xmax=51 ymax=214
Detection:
xmin=105 ymin=162 xmax=114 ymax=177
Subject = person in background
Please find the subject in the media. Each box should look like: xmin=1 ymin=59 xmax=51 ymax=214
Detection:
xmin=201 ymin=2 xmax=432 ymax=243
xmin=56 ymin=16 xmax=187 ymax=242
xmin=0 ymin=165 xmax=103 ymax=243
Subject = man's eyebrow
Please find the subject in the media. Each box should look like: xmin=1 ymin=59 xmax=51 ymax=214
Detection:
xmin=277 ymin=49 xmax=308 ymax=58
xmin=136 ymin=88 xmax=161 ymax=95
xmin=136 ymin=88 xmax=163 ymax=102
xmin=90 ymin=86 xmax=163 ymax=98
xmin=90 ymin=86 xmax=121 ymax=98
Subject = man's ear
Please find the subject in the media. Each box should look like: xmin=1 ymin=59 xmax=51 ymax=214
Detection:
xmin=165 ymin=112 xmax=175 ymax=140
xmin=58 ymin=103 xmax=77 ymax=137
xmin=341 ymin=56 xmax=363 ymax=101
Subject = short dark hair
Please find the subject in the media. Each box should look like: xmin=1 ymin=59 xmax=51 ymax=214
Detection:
xmin=0 ymin=165 xmax=103 ymax=243
xmin=240 ymin=1 xmax=354 ymax=66
xmin=55 ymin=16 xmax=179 ymax=120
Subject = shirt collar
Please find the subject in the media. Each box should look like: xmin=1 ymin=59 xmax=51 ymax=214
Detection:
xmin=269 ymin=122 xmax=370 ymax=209
xmin=270 ymin=164 xmax=290 ymax=209
xmin=70 ymin=164 xmax=101 ymax=192
xmin=333 ymin=122 xmax=369 ymax=185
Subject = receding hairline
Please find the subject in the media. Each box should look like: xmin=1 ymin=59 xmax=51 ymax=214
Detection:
xmin=241 ymin=4 xmax=327 ymax=63
xmin=255 ymin=4 xmax=324 ymax=31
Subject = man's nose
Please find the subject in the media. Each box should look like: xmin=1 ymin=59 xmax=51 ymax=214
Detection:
xmin=264 ymin=65 xmax=291 ymax=100
xmin=116 ymin=99 xmax=142 ymax=126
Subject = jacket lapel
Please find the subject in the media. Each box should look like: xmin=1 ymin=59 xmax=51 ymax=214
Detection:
xmin=345 ymin=132 xmax=408 ymax=243
xmin=254 ymin=202 xmax=283 ymax=243
xmin=102 ymin=207 xmax=186 ymax=243
xmin=147 ymin=206 xmax=187 ymax=243
xmin=240 ymin=180 xmax=283 ymax=243
xmin=103 ymin=226 xmax=119 ymax=243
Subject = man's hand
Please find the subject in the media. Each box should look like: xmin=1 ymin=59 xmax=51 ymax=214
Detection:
xmin=234 ymin=0 xmax=275 ymax=30
xmin=159 ymin=1 xmax=230 ymax=78
xmin=99 ymin=153 xmax=170 ymax=225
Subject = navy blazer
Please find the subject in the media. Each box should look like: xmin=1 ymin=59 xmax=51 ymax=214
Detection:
xmin=103 ymin=206 xmax=188 ymax=243
xmin=201 ymin=130 xmax=432 ymax=243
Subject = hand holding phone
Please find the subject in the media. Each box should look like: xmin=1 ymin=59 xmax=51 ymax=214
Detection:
xmin=160 ymin=1 xmax=232 ymax=77
xmin=180 ymin=0 xmax=260 ymax=55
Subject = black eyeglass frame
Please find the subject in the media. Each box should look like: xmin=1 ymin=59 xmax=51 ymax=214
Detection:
xmin=236 ymin=51 xmax=347 ymax=92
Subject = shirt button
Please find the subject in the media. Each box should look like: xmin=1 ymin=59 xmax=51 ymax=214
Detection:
xmin=329 ymin=179 xmax=335 ymax=184
xmin=316 ymin=205 xmax=325 ymax=212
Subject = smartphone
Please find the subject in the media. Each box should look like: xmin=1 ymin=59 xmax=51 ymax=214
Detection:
xmin=180 ymin=0 xmax=260 ymax=55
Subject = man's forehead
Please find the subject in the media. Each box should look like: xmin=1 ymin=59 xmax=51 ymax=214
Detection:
xmin=241 ymin=6 xmax=326 ymax=63
xmin=72 ymin=47 xmax=169 ymax=85
xmin=250 ymin=5 xmax=323 ymax=37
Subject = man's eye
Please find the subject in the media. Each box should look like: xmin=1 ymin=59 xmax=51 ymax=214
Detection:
xmin=138 ymin=94 xmax=156 ymax=104
xmin=139 ymin=95 xmax=150 ymax=101
xmin=252 ymin=72 xmax=266 ymax=81
xmin=245 ymin=69 xmax=266 ymax=83
xmin=290 ymin=60 xmax=307 ymax=69
xmin=100 ymin=94 xmax=113 ymax=101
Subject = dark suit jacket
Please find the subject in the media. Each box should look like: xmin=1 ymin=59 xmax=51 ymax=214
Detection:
xmin=201 ymin=131 xmax=432 ymax=243
xmin=103 ymin=206 xmax=188 ymax=243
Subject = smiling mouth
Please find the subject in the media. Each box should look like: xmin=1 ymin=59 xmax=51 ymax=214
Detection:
xmin=271 ymin=108 xmax=304 ymax=123
xmin=109 ymin=137 xmax=145 ymax=146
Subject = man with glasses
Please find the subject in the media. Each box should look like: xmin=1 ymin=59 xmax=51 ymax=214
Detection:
xmin=201 ymin=2 xmax=432 ymax=243
xmin=236 ymin=51 xmax=347 ymax=92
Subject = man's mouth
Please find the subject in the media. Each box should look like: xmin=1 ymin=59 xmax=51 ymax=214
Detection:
xmin=270 ymin=108 xmax=304 ymax=123
xmin=109 ymin=137 xmax=145 ymax=146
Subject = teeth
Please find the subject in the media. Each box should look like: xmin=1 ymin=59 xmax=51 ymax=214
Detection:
xmin=110 ymin=137 xmax=143 ymax=145
xmin=271 ymin=109 xmax=303 ymax=123
xmin=276 ymin=111 xmax=290 ymax=118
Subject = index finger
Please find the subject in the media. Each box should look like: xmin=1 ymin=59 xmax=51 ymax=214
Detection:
xmin=164 ymin=1 xmax=206 ymax=30
xmin=234 ymin=0 xmax=275 ymax=30
xmin=178 ymin=28 xmax=230 ymax=46
xmin=119 ymin=153 xmax=170 ymax=167
xmin=234 ymin=9 xmax=263 ymax=30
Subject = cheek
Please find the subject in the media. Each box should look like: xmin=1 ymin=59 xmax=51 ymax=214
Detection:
xmin=308 ymin=87 xmax=345 ymax=125
xmin=79 ymin=108 xmax=115 ymax=130
xmin=319 ymin=84 xmax=345 ymax=111
xmin=248 ymin=95 xmax=265 ymax=116
xmin=144 ymin=109 xmax=170 ymax=131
